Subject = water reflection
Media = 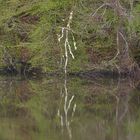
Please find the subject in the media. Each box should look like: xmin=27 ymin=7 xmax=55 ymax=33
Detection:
xmin=57 ymin=78 xmax=76 ymax=139
xmin=115 ymin=78 xmax=138 ymax=140
xmin=0 ymin=76 xmax=139 ymax=140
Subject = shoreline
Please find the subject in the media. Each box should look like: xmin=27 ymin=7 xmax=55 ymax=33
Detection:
xmin=0 ymin=67 xmax=139 ymax=80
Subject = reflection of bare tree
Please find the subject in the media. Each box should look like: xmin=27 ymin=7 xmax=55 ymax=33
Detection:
xmin=93 ymin=77 xmax=139 ymax=124
xmin=83 ymin=76 xmax=140 ymax=140
xmin=114 ymin=77 xmax=140 ymax=140
xmin=57 ymin=77 xmax=76 ymax=139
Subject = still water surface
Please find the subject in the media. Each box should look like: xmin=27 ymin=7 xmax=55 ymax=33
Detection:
xmin=0 ymin=76 xmax=140 ymax=140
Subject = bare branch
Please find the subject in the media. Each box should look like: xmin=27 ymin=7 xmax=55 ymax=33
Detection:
xmin=119 ymin=31 xmax=129 ymax=52
xmin=58 ymin=11 xmax=77 ymax=74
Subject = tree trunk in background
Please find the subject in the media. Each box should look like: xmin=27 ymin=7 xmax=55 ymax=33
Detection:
xmin=113 ymin=0 xmax=134 ymax=74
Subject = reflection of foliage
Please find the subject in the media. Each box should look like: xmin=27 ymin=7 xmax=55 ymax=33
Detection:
xmin=0 ymin=76 xmax=140 ymax=139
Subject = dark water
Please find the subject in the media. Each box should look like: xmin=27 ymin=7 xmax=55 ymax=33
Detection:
xmin=0 ymin=76 xmax=140 ymax=140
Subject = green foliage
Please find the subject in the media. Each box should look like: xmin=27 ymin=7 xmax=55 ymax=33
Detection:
xmin=130 ymin=3 xmax=140 ymax=33
xmin=0 ymin=0 xmax=139 ymax=73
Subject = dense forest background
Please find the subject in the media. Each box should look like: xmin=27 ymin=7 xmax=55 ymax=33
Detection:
xmin=0 ymin=0 xmax=140 ymax=74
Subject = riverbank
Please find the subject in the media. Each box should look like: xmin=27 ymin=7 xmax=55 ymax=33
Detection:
xmin=0 ymin=1 xmax=140 ymax=76
xmin=0 ymin=66 xmax=139 ymax=81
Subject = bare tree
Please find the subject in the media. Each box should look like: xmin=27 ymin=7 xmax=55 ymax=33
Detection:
xmin=92 ymin=0 xmax=140 ymax=74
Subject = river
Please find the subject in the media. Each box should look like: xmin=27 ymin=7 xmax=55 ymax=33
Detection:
xmin=0 ymin=75 xmax=139 ymax=140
